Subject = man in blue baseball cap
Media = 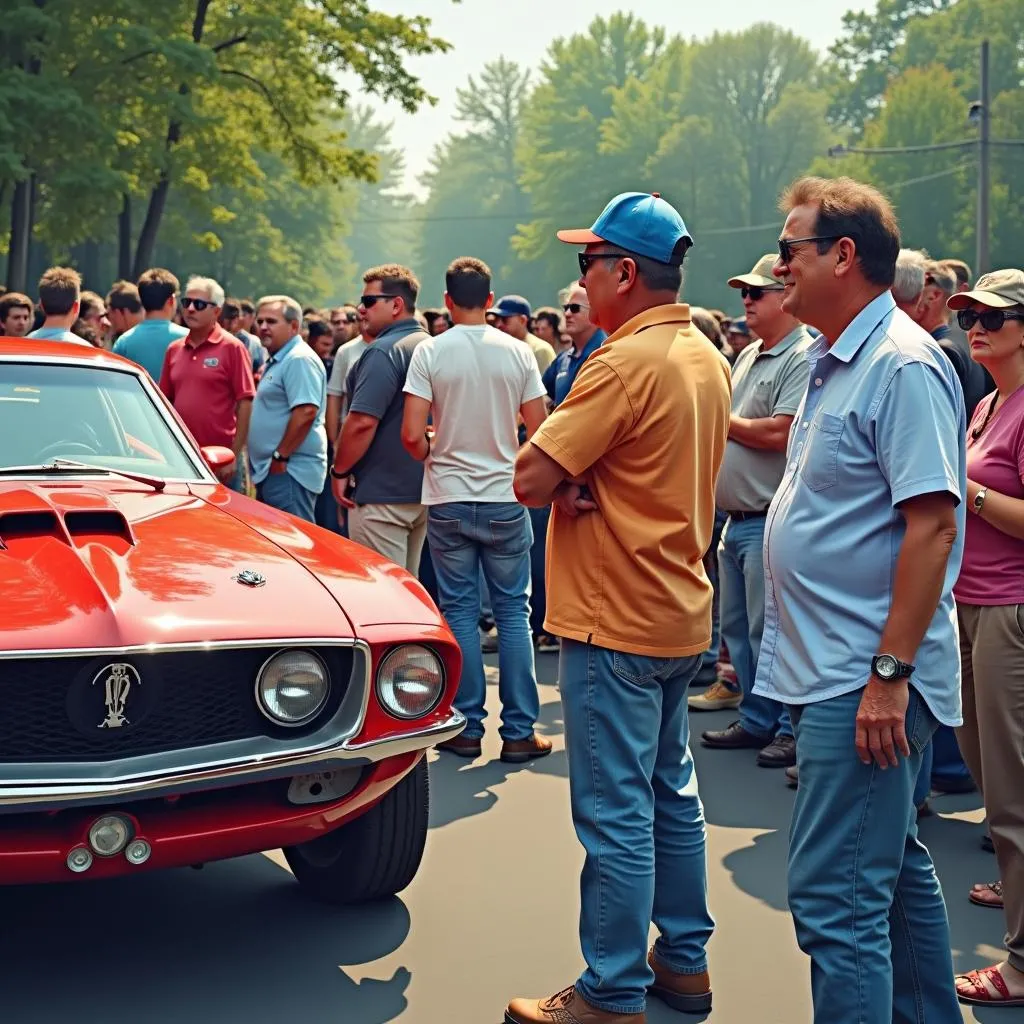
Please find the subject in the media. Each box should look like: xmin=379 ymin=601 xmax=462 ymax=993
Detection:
xmin=490 ymin=294 xmax=557 ymax=375
xmin=510 ymin=192 xmax=731 ymax=1024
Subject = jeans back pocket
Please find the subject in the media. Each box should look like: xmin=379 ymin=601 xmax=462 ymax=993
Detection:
xmin=800 ymin=412 xmax=844 ymax=492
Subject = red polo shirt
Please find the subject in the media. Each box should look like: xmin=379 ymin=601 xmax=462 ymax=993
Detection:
xmin=159 ymin=325 xmax=255 ymax=448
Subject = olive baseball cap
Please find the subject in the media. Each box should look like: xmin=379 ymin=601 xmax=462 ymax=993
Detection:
xmin=947 ymin=268 xmax=1024 ymax=310
xmin=728 ymin=253 xmax=783 ymax=290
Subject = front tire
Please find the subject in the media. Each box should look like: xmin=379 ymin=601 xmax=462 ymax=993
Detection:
xmin=284 ymin=755 xmax=429 ymax=904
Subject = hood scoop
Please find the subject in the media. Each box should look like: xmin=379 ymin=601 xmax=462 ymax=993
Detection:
xmin=63 ymin=509 xmax=135 ymax=549
xmin=0 ymin=510 xmax=69 ymax=549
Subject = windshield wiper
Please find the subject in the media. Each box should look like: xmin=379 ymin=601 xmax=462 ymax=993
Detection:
xmin=0 ymin=458 xmax=166 ymax=491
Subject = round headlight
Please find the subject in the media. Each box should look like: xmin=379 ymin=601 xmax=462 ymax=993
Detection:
xmin=88 ymin=815 xmax=131 ymax=857
xmin=377 ymin=645 xmax=444 ymax=720
xmin=256 ymin=650 xmax=330 ymax=727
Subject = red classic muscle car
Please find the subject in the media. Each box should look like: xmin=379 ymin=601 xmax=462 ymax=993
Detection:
xmin=0 ymin=339 xmax=463 ymax=902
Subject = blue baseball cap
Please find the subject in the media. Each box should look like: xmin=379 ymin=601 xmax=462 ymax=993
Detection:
xmin=557 ymin=192 xmax=693 ymax=266
xmin=489 ymin=295 xmax=532 ymax=318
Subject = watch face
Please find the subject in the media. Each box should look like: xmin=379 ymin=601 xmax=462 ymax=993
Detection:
xmin=875 ymin=655 xmax=898 ymax=679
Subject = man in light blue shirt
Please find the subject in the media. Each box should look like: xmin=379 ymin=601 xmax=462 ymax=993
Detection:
xmin=248 ymin=295 xmax=327 ymax=522
xmin=27 ymin=265 xmax=91 ymax=345
xmin=112 ymin=268 xmax=187 ymax=378
xmin=758 ymin=177 xmax=965 ymax=1023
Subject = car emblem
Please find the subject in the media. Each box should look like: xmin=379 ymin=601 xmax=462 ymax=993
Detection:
xmin=233 ymin=569 xmax=267 ymax=588
xmin=93 ymin=663 xmax=141 ymax=729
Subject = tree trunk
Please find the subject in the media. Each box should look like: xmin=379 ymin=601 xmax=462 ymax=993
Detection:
xmin=118 ymin=195 xmax=132 ymax=279
xmin=6 ymin=176 xmax=33 ymax=293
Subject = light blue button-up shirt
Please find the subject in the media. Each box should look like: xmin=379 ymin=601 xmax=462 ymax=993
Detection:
xmin=248 ymin=335 xmax=327 ymax=494
xmin=753 ymin=291 xmax=966 ymax=726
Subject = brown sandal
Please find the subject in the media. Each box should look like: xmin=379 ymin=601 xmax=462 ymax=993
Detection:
xmin=969 ymin=880 xmax=1004 ymax=909
xmin=956 ymin=965 xmax=1024 ymax=1006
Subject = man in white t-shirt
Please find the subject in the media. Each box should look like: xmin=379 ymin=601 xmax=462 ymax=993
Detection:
xmin=402 ymin=256 xmax=550 ymax=764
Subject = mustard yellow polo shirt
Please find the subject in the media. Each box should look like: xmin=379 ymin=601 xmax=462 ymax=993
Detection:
xmin=531 ymin=304 xmax=732 ymax=657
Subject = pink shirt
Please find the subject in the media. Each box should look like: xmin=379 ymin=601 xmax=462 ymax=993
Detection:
xmin=955 ymin=387 xmax=1024 ymax=605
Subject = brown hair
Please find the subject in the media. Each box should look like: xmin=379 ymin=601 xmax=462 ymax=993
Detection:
xmin=363 ymin=263 xmax=419 ymax=313
xmin=445 ymin=257 xmax=492 ymax=309
xmin=79 ymin=291 xmax=105 ymax=320
xmin=37 ymin=266 xmax=82 ymax=316
xmin=780 ymin=176 xmax=901 ymax=288
xmin=137 ymin=267 xmax=179 ymax=312
xmin=942 ymin=258 xmax=971 ymax=288
xmin=107 ymin=279 xmax=142 ymax=313
xmin=0 ymin=291 xmax=33 ymax=321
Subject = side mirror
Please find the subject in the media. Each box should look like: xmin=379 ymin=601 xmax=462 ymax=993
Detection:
xmin=200 ymin=445 xmax=236 ymax=479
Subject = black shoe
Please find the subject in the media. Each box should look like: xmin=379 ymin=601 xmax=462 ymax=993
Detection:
xmin=982 ymin=833 xmax=995 ymax=853
xmin=701 ymin=721 xmax=767 ymax=750
xmin=757 ymin=734 xmax=797 ymax=768
xmin=931 ymin=775 xmax=977 ymax=795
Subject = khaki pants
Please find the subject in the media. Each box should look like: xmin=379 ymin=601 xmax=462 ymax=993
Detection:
xmin=348 ymin=503 xmax=427 ymax=575
xmin=957 ymin=602 xmax=1024 ymax=972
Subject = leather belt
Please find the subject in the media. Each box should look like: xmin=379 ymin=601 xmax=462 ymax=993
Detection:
xmin=725 ymin=509 xmax=768 ymax=521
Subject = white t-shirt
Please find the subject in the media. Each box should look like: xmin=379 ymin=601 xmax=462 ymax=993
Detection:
xmin=403 ymin=324 xmax=545 ymax=505
xmin=326 ymin=336 xmax=371 ymax=398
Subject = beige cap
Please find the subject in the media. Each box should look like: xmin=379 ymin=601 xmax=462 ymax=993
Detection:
xmin=728 ymin=253 xmax=783 ymax=290
xmin=947 ymin=268 xmax=1024 ymax=310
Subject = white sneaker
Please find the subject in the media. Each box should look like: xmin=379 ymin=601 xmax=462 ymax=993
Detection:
xmin=688 ymin=679 xmax=742 ymax=711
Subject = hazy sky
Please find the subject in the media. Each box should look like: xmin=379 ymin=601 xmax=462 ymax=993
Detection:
xmin=347 ymin=0 xmax=869 ymax=196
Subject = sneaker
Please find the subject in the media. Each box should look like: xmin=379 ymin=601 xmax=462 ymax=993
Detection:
xmin=505 ymin=985 xmax=643 ymax=1023
xmin=500 ymin=733 xmax=553 ymax=764
xmin=688 ymin=680 xmax=742 ymax=712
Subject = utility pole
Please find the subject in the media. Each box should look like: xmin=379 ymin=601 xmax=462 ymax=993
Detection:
xmin=976 ymin=39 xmax=991 ymax=276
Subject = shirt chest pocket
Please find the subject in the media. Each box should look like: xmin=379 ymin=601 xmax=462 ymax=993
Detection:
xmin=739 ymin=378 xmax=773 ymax=418
xmin=799 ymin=412 xmax=844 ymax=492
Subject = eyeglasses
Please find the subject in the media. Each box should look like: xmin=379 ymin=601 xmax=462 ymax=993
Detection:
xmin=563 ymin=302 xmax=589 ymax=314
xmin=359 ymin=294 xmax=397 ymax=308
xmin=957 ymin=308 xmax=1024 ymax=332
xmin=181 ymin=297 xmax=214 ymax=311
xmin=740 ymin=286 xmax=782 ymax=302
xmin=777 ymin=236 xmax=841 ymax=264
xmin=578 ymin=252 xmax=622 ymax=276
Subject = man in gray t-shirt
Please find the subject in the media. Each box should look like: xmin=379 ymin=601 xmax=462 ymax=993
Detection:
xmin=330 ymin=265 xmax=427 ymax=574
xmin=696 ymin=254 xmax=811 ymax=770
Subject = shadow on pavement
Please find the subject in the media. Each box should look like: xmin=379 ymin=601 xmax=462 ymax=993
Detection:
xmin=0 ymin=856 xmax=413 ymax=1024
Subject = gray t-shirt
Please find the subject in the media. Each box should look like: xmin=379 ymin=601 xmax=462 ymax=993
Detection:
xmin=715 ymin=325 xmax=812 ymax=512
xmin=345 ymin=319 xmax=426 ymax=505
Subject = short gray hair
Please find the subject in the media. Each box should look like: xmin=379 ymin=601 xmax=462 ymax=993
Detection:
xmin=257 ymin=294 xmax=303 ymax=324
xmin=185 ymin=276 xmax=225 ymax=307
xmin=892 ymin=249 xmax=928 ymax=305
xmin=924 ymin=260 xmax=956 ymax=296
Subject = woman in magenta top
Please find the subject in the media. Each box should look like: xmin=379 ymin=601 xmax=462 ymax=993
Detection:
xmin=947 ymin=269 xmax=1024 ymax=1009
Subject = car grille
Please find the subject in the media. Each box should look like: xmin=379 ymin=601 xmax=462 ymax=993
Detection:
xmin=0 ymin=646 xmax=354 ymax=763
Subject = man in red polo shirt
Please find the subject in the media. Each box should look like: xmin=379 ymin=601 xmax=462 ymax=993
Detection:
xmin=159 ymin=276 xmax=255 ymax=489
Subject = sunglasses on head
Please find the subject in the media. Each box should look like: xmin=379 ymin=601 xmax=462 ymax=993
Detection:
xmin=360 ymin=294 xmax=397 ymax=308
xmin=957 ymin=308 xmax=1024 ymax=332
xmin=776 ymin=235 xmax=841 ymax=264
xmin=563 ymin=302 xmax=588 ymax=314
xmin=740 ymin=286 xmax=782 ymax=302
xmin=181 ymin=297 xmax=214 ymax=311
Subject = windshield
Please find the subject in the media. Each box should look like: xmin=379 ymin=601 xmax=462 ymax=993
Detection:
xmin=0 ymin=363 xmax=203 ymax=480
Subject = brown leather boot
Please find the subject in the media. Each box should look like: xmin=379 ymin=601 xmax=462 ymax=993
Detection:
xmin=505 ymin=985 xmax=645 ymax=1023
xmin=500 ymin=733 xmax=553 ymax=764
xmin=436 ymin=735 xmax=481 ymax=758
xmin=648 ymin=948 xmax=712 ymax=1013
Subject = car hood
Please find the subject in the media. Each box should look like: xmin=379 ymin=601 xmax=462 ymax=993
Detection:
xmin=0 ymin=481 xmax=359 ymax=652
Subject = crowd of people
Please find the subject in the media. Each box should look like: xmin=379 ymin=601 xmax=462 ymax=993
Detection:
xmin=3 ymin=175 xmax=1024 ymax=1023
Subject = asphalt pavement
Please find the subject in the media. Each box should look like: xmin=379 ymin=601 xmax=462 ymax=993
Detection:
xmin=0 ymin=651 xmax=1019 ymax=1023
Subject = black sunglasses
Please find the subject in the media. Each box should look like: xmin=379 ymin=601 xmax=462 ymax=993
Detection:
xmin=740 ymin=286 xmax=782 ymax=301
xmin=777 ymin=235 xmax=841 ymax=264
xmin=563 ymin=302 xmax=588 ymax=314
xmin=181 ymin=297 xmax=214 ymax=311
xmin=359 ymin=294 xmax=398 ymax=308
xmin=957 ymin=308 xmax=1024 ymax=332
xmin=578 ymin=252 xmax=622 ymax=276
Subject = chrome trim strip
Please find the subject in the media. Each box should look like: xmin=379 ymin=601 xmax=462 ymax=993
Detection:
xmin=0 ymin=637 xmax=364 ymax=660
xmin=0 ymin=710 xmax=466 ymax=808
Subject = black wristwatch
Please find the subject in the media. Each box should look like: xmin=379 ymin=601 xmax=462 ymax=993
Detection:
xmin=329 ymin=467 xmax=348 ymax=480
xmin=871 ymin=654 xmax=915 ymax=681
xmin=272 ymin=449 xmax=288 ymax=463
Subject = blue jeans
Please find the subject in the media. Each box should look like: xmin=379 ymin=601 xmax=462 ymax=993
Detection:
xmin=560 ymin=639 xmax=714 ymax=1014
xmin=528 ymin=505 xmax=550 ymax=637
xmin=427 ymin=502 xmax=539 ymax=741
xmin=719 ymin=515 xmax=792 ymax=738
xmin=256 ymin=471 xmax=317 ymax=523
xmin=788 ymin=687 xmax=959 ymax=1024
